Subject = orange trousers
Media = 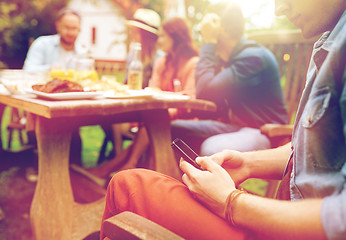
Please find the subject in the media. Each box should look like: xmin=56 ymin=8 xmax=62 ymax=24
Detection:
xmin=100 ymin=169 xmax=246 ymax=240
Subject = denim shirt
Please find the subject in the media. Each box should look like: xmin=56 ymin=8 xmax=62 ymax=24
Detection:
xmin=290 ymin=11 xmax=346 ymax=239
xmin=195 ymin=38 xmax=287 ymax=128
xmin=23 ymin=34 xmax=87 ymax=71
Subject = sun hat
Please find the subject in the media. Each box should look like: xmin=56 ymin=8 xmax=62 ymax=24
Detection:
xmin=126 ymin=8 xmax=161 ymax=35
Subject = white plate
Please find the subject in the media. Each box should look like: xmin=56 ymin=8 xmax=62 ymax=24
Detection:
xmin=104 ymin=90 xmax=153 ymax=99
xmin=27 ymin=89 xmax=104 ymax=100
xmin=152 ymin=92 xmax=191 ymax=100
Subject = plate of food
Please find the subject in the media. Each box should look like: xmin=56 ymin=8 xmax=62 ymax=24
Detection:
xmin=28 ymin=89 xmax=104 ymax=100
xmin=151 ymin=91 xmax=191 ymax=100
xmin=28 ymin=79 xmax=104 ymax=100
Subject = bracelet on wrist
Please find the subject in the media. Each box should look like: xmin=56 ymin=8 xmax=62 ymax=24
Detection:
xmin=224 ymin=189 xmax=247 ymax=227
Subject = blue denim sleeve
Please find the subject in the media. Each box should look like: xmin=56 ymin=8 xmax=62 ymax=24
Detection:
xmin=321 ymin=165 xmax=346 ymax=240
xmin=321 ymin=68 xmax=346 ymax=240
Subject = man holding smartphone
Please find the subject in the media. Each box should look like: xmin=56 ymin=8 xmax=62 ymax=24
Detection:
xmin=100 ymin=0 xmax=346 ymax=239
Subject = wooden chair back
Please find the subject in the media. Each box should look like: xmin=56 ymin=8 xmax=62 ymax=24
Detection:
xmin=103 ymin=211 xmax=184 ymax=240
xmin=248 ymin=30 xmax=317 ymax=123
xmin=95 ymin=60 xmax=126 ymax=77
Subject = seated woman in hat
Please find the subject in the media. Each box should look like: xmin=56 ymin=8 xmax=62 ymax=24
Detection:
xmin=149 ymin=17 xmax=199 ymax=114
xmin=99 ymin=8 xmax=161 ymax=162
xmin=88 ymin=17 xmax=199 ymax=176
xmin=125 ymin=8 xmax=162 ymax=88
xmin=118 ymin=17 xmax=200 ymax=170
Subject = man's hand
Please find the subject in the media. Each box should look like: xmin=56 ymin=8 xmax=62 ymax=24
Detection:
xmin=199 ymin=150 xmax=251 ymax=186
xmin=200 ymin=13 xmax=221 ymax=44
xmin=180 ymin=158 xmax=235 ymax=218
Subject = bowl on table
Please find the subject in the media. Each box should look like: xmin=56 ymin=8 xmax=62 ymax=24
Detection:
xmin=0 ymin=70 xmax=48 ymax=95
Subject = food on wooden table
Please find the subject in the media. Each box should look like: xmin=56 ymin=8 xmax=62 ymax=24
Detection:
xmin=50 ymin=70 xmax=76 ymax=82
xmin=92 ymin=77 xmax=128 ymax=93
xmin=32 ymin=79 xmax=84 ymax=93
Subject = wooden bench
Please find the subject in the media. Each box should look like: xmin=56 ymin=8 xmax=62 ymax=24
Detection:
xmin=103 ymin=212 xmax=183 ymax=240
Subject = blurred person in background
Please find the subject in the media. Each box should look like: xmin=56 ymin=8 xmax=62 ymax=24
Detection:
xmin=99 ymin=8 xmax=161 ymax=162
xmin=124 ymin=8 xmax=161 ymax=88
xmin=23 ymin=8 xmax=87 ymax=71
xmin=83 ymin=17 xmax=199 ymax=178
xmin=23 ymin=8 xmax=87 ymax=166
xmin=170 ymin=1 xmax=287 ymax=155
xmin=120 ymin=16 xmax=200 ymax=170
xmin=150 ymin=17 xmax=199 ymax=106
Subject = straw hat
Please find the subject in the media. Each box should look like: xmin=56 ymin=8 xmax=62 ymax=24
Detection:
xmin=126 ymin=8 xmax=161 ymax=35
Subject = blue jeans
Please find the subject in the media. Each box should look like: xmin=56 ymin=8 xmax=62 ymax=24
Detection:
xmin=171 ymin=119 xmax=269 ymax=155
xmin=200 ymin=127 xmax=270 ymax=155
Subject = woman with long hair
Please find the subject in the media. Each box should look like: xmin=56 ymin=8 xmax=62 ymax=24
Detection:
xmin=150 ymin=17 xmax=199 ymax=98
xmin=100 ymin=8 xmax=160 ymax=162
xmin=80 ymin=17 xmax=199 ymax=180
xmin=125 ymin=8 xmax=161 ymax=87
xmin=117 ymin=17 xmax=200 ymax=171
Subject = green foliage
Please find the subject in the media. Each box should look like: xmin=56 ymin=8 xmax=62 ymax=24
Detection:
xmin=80 ymin=125 xmax=106 ymax=167
xmin=0 ymin=0 xmax=69 ymax=69
xmin=185 ymin=0 xmax=210 ymax=45
xmin=186 ymin=0 xmax=210 ymax=24
xmin=0 ymin=0 xmax=299 ymax=69
xmin=141 ymin=0 xmax=165 ymax=17
xmin=270 ymin=16 xmax=298 ymax=31
xmin=1 ymin=107 xmax=28 ymax=150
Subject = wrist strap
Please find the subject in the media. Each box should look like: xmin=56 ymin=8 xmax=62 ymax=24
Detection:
xmin=224 ymin=189 xmax=247 ymax=227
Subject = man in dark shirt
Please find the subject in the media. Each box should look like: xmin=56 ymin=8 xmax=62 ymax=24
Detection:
xmin=171 ymin=2 xmax=287 ymax=155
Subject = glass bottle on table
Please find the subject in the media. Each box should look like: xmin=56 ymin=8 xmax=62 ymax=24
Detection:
xmin=127 ymin=43 xmax=143 ymax=90
xmin=173 ymin=78 xmax=182 ymax=92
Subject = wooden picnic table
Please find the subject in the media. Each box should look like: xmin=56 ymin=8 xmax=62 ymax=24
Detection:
xmin=0 ymin=92 xmax=216 ymax=240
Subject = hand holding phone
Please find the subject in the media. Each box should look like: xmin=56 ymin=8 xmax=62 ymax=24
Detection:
xmin=171 ymin=138 xmax=203 ymax=170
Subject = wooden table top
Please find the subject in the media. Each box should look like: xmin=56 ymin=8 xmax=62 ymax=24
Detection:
xmin=0 ymin=93 xmax=217 ymax=119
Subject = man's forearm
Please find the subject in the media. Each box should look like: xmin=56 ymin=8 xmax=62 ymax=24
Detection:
xmin=244 ymin=143 xmax=291 ymax=180
xmin=231 ymin=193 xmax=326 ymax=240
xmin=195 ymin=43 xmax=218 ymax=99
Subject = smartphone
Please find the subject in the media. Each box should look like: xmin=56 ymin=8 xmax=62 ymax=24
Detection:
xmin=171 ymin=138 xmax=202 ymax=170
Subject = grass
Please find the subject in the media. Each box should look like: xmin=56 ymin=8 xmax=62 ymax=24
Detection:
xmin=80 ymin=125 xmax=109 ymax=167
xmin=1 ymin=106 xmax=106 ymax=167
xmin=1 ymin=107 xmax=25 ymax=151
xmin=240 ymin=178 xmax=268 ymax=196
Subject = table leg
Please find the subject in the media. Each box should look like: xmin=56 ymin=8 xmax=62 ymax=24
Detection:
xmin=30 ymin=116 xmax=74 ymax=239
xmin=30 ymin=116 xmax=105 ymax=240
xmin=141 ymin=109 xmax=181 ymax=180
